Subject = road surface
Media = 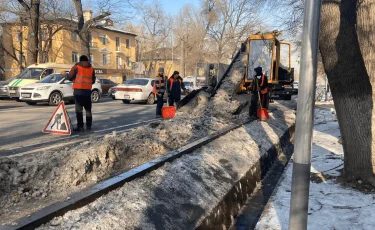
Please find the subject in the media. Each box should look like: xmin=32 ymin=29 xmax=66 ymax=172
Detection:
xmin=0 ymin=97 xmax=157 ymax=158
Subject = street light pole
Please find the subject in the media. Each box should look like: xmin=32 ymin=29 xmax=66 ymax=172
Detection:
xmin=20 ymin=26 xmax=23 ymax=73
xmin=289 ymin=0 xmax=322 ymax=229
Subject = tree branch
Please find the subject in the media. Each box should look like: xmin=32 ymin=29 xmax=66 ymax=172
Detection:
xmin=17 ymin=0 xmax=30 ymax=11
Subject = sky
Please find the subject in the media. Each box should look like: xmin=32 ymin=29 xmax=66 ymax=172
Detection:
xmin=156 ymin=0 xmax=201 ymax=15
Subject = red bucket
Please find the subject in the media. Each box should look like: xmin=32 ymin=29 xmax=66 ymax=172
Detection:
xmin=162 ymin=106 xmax=176 ymax=119
xmin=257 ymin=108 xmax=269 ymax=121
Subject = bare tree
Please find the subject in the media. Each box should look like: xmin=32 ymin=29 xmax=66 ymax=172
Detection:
xmin=175 ymin=4 xmax=208 ymax=76
xmin=204 ymin=0 xmax=262 ymax=64
xmin=135 ymin=0 xmax=171 ymax=75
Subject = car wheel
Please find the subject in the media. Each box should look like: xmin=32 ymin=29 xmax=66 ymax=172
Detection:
xmin=49 ymin=92 xmax=62 ymax=106
xmin=25 ymin=101 xmax=37 ymax=105
xmin=122 ymin=99 xmax=130 ymax=104
xmin=146 ymin=93 xmax=155 ymax=105
xmin=91 ymin=90 xmax=100 ymax=103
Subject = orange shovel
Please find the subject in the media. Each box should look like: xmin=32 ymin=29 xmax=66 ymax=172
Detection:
xmin=257 ymin=90 xmax=269 ymax=121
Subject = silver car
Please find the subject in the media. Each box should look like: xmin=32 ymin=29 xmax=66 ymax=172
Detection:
xmin=0 ymin=76 xmax=19 ymax=98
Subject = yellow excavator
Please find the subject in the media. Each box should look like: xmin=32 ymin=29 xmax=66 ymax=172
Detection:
xmin=236 ymin=31 xmax=294 ymax=102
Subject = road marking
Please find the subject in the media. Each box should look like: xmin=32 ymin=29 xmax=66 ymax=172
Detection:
xmin=4 ymin=118 xmax=159 ymax=152
xmin=6 ymin=135 xmax=79 ymax=151
xmin=94 ymin=118 xmax=159 ymax=133
xmin=3 ymin=125 xmax=145 ymax=158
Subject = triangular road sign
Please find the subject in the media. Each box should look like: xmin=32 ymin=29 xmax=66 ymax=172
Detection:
xmin=43 ymin=101 xmax=71 ymax=135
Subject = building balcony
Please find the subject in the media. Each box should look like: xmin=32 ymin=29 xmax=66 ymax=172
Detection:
xmin=89 ymin=42 xmax=98 ymax=49
xmin=115 ymin=46 xmax=128 ymax=54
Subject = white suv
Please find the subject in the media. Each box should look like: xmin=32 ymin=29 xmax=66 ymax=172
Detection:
xmin=19 ymin=73 xmax=102 ymax=105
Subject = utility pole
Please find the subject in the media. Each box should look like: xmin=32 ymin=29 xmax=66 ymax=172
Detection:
xmin=19 ymin=24 xmax=23 ymax=73
xmin=289 ymin=0 xmax=322 ymax=230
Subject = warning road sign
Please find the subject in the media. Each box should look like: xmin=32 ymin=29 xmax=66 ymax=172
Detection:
xmin=43 ymin=101 xmax=71 ymax=135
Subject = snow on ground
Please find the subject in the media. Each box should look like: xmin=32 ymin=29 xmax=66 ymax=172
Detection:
xmin=255 ymin=103 xmax=375 ymax=230
xmin=35 ymin=100 xmax=295 ymax=230
xmin=0 ymin=50 xmax=249 ymax=225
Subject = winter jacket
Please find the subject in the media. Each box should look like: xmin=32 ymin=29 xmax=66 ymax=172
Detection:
xmin=68 ymin=61 xmax=96 ymax=96
xmin=167 ymin=76 xmax=186 ymax=98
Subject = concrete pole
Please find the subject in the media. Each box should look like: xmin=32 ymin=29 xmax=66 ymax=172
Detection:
xmin=289 ymin=0 xmax=322 ymax=229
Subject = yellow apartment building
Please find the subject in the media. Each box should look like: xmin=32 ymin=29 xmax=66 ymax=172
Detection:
xmin=1 ymin=11 xmax=137 ymax=83
xmin=140 ymin=47 xmax=180 ymax=77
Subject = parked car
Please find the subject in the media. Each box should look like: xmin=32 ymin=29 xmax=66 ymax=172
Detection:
xmin=108 ymin=86 xmax=116 ymax=99
xmin=6 ymin=63 xmax=72 ymax=99
xmin=99 ymin=78 xmax=117 ymax=95
xmin=0 ymin=75 xmax=19 ymax=98
xmin=114 ymin=78 xmax=161 ymax=104
xmin=19 ymin=73 xmax=102 ymax=105
xmin=293 ymin=81 xmax=299 ymax=94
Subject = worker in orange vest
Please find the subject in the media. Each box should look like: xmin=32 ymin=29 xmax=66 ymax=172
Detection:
xmin=249 ymin=66 xmax=269 ymax=118
xmin=167 ymin=71 xmax=187 ymax=106
xmin=68 ymin=55 xmax=96 ymax=132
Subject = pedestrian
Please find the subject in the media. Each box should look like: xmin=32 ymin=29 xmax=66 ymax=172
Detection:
xmin=167 ymin=71 xmax=186 ymax=107
xmin=152 ymin=67 xmax=166 ymax=118
xmin=68 ymin=55 xmax=96 ymax=132
xmin=249 ymin=66 xmax=269 ymax=118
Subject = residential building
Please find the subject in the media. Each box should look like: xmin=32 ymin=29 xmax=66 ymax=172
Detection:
xmin=0 ymin=10 xmax=137 ymax=83
xmin=140 ymin=47 xmax=180 ymax=77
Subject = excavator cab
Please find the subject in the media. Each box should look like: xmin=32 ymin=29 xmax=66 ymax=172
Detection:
xmin=237 ymin=31 xmax=294 ymax=97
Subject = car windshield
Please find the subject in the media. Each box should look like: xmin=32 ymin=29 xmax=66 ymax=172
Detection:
xmin=125 ymin=79 xmax=148 ymax=86
xmin=184 ymin=82 xmax=193 ymax=87
xmin=39 ymin=74 xmax=64 ymax=83
xmin=19 ymin=68 xmax=45 ymax=79
xmin=248 ymin=39 xmax=273 ymax=79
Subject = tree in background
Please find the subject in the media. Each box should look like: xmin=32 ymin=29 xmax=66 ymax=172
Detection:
xmin=205 ymin=0 xmax=262 ymax=64
xmin=134 ymin=0 xmax=171 ymax=74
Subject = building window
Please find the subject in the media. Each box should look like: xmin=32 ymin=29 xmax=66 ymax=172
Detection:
xmin=116 ymin=56 xmax=122 ymax=69
xmin=102 ymin=35 xmax=107 ymax=45
xmin=102 ymin=53 xmax=108 ymax=65
xmin=71 ymin=32 xmax=78 ymax=41
xmin=126 ymin=57 xmax=131 ymax=66
xmin=15 ymin=31 xmax=22 ymax=42
xmin=116 ymin=37 xmax=120 ymax=47
xmin=125 ymin=39 xmax=130 ymax=48
xmin=41 ymin=29 xmax=48 ymax=41
xmin=72 ymin=51 xmax=79 ymax=63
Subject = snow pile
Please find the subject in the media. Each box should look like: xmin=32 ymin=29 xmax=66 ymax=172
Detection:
xmin=314 ymin=102 xmax=337 ymax=125
xmin=36 ymin=102 xmax=295 ymax=230
xmin=0 ymin=49 xmax=251 ymax=224
xmin=255 ymin=108 xmax=375 ymax=230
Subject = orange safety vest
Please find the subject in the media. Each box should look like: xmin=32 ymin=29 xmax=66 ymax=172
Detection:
xmin=259 ymin=74 xmax=268 ymax=94
xmin=72 ymin=65 xmax=94 ymax=90
xmin=169 ymin=77 xmax=182 ymax=91
xmin=152 ymin=76 xmax=165 ymax=95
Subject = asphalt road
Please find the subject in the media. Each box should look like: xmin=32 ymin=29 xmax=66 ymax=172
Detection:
xmin=0 ymin=96 xmax=158 ymax=158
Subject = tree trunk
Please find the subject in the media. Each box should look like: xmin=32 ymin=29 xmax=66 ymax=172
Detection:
xmin=319 ymin=0 xmax=375 ymax=183
xmin=180 ymin=39 xmax=185 ymax=77
xmin=26 ymin=0 xmax=40 ymax=65
xmin=79 ymin=30 xmax=90 ymax=57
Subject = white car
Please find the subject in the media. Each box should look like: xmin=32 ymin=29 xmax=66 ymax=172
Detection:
xmin=114 ymin=78 xmax=162 ymax=104
xmin=19 ymin=73 xmax=102 ymax=105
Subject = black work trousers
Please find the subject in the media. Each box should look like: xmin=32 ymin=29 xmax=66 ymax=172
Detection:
xmin=156 ymin=94 xmax=164 ymax=116
xmin=250 ymin=92 xmax=268 ymax=116
xmin=74 ymin=95 xmax=92 ymax=128
xmin=168 ymin=95 xmax=181 ymax=106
